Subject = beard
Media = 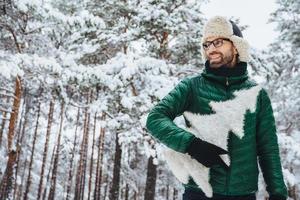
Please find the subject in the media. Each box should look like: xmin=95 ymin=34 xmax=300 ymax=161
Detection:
xmin=208 ymin=49 xmax=236 ymax=68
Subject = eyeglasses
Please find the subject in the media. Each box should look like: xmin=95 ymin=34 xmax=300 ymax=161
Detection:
xmin=202 ymin=38 xmax=231 ymax=50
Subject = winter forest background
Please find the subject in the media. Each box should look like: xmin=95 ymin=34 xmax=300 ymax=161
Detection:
xmin=0 ymin=0 xmax=299 ymax=199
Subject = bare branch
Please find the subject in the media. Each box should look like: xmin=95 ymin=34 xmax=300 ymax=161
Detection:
xmin=0 ymin=87 xmax=14 ymax=94
xmin=68 ymin=101 xmax=89 ymax=108
xmin=0 ymin=116 xmax=11 ymax=120
xmin=0 ymin=108 xmax=13 ymax=113
xmin=0 ymin=93 xmax=16 ymax=99
xmin=0 ymin=20 xmax=22 ymax=53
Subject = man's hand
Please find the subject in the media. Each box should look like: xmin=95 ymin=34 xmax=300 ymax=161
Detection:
xmin=186 ymin=137 xmax=229 ymax=168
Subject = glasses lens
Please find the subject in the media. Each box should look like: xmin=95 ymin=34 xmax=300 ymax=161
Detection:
xmin=213 ymin=39 xmax=223 ymax=48
xmin=203 ymin=38 xmax=229 ymax=50
xmin=203 ymin=42 xmax=211 ymax=50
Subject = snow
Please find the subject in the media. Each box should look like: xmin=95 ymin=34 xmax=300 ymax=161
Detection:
xmin=0 ymin=0 xmax=299 ymax=199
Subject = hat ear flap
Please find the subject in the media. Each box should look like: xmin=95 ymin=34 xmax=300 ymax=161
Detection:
xmin=230 ymin=35 xmax=250 ymax=62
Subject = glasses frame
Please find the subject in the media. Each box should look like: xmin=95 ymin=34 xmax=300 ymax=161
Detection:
xmin=202 ymin=38 xmax=231 ymax=51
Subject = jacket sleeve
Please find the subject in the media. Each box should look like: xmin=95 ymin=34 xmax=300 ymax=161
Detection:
xmin=256 ymin=89 xmax=288 ymax=198
xmin=146 ymin=78 xmax=196 ymax=153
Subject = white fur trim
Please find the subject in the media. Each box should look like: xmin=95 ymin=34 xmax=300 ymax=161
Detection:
xmin=229 ymin=35 xmax=250 ymax=63
xmin=201 ymin=16 xmax=250 ymax=62
xmin=163 ymin=85 xmax=262 ymax=197
xmin=163 ymin=148 xmax=212 ymax=197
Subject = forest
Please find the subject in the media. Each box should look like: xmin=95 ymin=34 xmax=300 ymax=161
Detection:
xmin=0 ymin=0 xmax=299 ymax=199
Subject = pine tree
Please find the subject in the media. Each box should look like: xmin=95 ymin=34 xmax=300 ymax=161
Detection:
xmin=263 ymin=1 xmax=300 ymax=199
xmin=65 ymin=107 xmax=80 ymax=200
xmin=0 ymin=76 xmax=22 ymax=199
xmin=94 ymin=112 xmax=106 ymax=200
xmin=23 ymin=100 xmax=41 ymax=200
xmin=87 ymin=112 xmax=97 ymax=200
xmin=109 ymin=130 xmax=123 ymax=200
xmin=37 ymin=99 xmax=55 ymax=200
xmin=48 ymin=102 xmax=65 ymax=200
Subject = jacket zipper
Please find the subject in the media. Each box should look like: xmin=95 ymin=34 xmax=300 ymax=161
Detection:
xmin=225 ymin=76 xmax=230 ymax=194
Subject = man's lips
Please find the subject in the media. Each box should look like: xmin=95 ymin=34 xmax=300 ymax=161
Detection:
xmin=209 ymin=54 xmax=221 ymax=60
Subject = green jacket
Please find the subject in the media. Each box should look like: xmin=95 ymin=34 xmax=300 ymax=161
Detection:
xmin=146 ymin=68 xmax=287 ymax=198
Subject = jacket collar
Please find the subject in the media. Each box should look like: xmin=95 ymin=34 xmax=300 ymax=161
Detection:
xmin=201 ymin=61 xmax=249 ymax=87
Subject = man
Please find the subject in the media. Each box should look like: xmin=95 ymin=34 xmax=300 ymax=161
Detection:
xmin=146 ymin=16 xmax=287 ymax=200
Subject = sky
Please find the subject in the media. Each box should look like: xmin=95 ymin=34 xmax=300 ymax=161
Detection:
xmin=201 ymin=0 xmax=280 ymax=50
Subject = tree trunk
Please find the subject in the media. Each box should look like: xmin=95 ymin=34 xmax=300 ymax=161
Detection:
xmin=74 ymin=124 xmax=85 ymax=200
xmin=80 ymin=108 xmax=90 ymax=200
xmin=0 ymin=150 xmax=17 ymax=200
xmin=159 ymin=31 xmax=170 ymax=60
xmin=87 ymin=112 xmax=97 ymax=200
xmin=16 ymin=155 xmax=28 ymax=200
xmin=0 ymin=96 xmax=10 ymax=147
xmin=144 ymin=156 xmax=157 ymax=200
xmin=109 ymin=131 xmax=122 ymax=200
xmin=94 ymin=112 xmax=106 ymax=200
xmin=124 ymin=183 xmax=129 ymax=200
xmin=37 ymin=99 xmax=55 ymax=200
xmin=65 ymin=107 xmax=80 ymax=200
xmin=41 ymin=144 xmax=56 ymax=200
xmin=23 ymin=101 xmax=41 ymax=200
xmin=0 ymin=76 xmax=22 ymax=199
xmin=13 ymin=98 xmax=28 ymax=200
xmin=7 ymin=76 xmax=22 ymax=151
xmin=47 ymin=102 xmax=64 ymax=200
xmin=173 ymin=188 xmax=178 ymax=200
xmin=0 ymin=109 xmax=6 ymax=147
xmin=74 ymin=93 xmax=90 ymax=200
xmin=103 ymin=175 xmax=108 ymax=200
xmin=167 ymin=184 xmax=170 ymax=200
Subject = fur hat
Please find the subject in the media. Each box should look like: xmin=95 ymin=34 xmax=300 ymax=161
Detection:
xmin=201 ymin=16 xmax=250 ymax=62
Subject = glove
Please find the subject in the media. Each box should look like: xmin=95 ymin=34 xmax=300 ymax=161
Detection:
xmin=269 ymin=195 xmax=286 ymax=200
xmin=186 ymin=137 xmax=229 ymax=168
